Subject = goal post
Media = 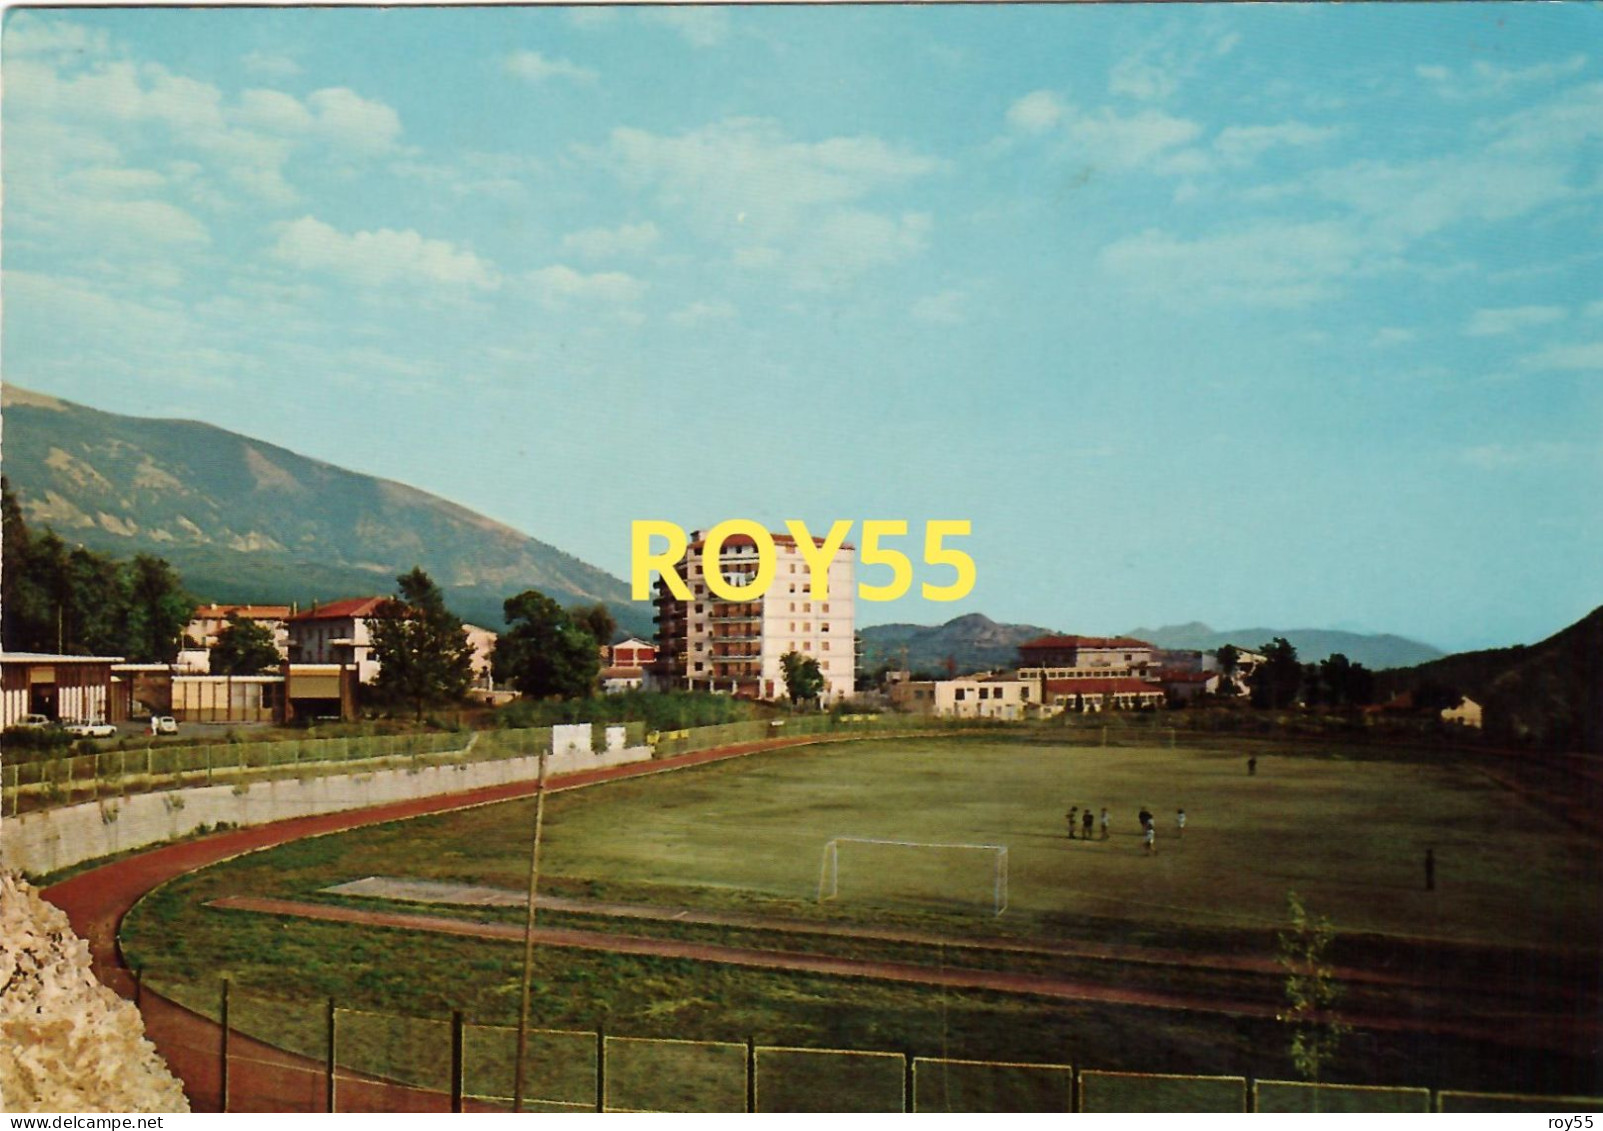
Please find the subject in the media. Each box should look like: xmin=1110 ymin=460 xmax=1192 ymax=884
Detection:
xmin=817 ymin=837 xmax=1009 ymax=917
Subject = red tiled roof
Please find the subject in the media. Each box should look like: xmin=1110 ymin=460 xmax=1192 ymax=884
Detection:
xmin=1021 ymin=635 xmax=1154 ymax=651
xmin=1044 ymin=677 xmax=1165 ymax=694
xmin=290 ymin=597 xmax=388 ymax=621
xmin=192 ymin=604 xmax=293 ymax=620
xmin=1158 ymin=670 xmax=1214 ymax=683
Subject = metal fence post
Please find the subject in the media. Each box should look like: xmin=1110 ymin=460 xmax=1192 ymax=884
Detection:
xmin=450 ymin=1011 xmax=465 ymax=1113
xmin=903 ymin=1051 xmax=914 ymax=1112
xmin=746 ymin=1037 xmax=756 ymax=1113
xmin=325 ymin=997 xmax=337 ymax=1113
xmin=219 ymin=977 xmax=230 ymax=1113
xmin=595 ymin=1025 xmax=606 ymax=1112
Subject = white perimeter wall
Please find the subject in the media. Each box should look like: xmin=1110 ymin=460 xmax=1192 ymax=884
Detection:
xmin=3 ymin=739 xmax=651 ymax=878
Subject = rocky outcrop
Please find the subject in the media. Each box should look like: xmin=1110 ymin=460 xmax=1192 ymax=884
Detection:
xmin=0 ymin=872 xmax=188 ymax=1113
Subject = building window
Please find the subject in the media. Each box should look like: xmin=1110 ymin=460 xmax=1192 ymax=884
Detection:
xmin=955 ymin=689 xmax=966 ymax=701
xmin=822 ymin=641 xmax=830 ymax=650
xmin=821 ymin=623 xmax=829 ymax=633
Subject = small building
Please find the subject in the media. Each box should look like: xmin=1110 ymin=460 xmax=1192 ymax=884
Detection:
xmin=599 ymin=665 xmax=646 ymax=694
xmin=1158 ymin=669 xmax=1219 ymax=705
xmin=463 ymin=624 xmax=498 ymax=691
xmin=609 ymin=637 xmax=657 ymax=668
xmin=1442 ymin=696 xmax=1483 ymax=729
xmin=890 ymin=674 xmax=1033 ymax=720
xmin=1 ymin=652 xmax=123 ymax=727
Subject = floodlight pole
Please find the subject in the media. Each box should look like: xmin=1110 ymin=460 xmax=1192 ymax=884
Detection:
xmin=512 ymin=746 xmax=549 ymax=1112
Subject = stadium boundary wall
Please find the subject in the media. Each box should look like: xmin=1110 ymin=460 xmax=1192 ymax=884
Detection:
xmin=2 ymin=731 xmax=650 ymax=877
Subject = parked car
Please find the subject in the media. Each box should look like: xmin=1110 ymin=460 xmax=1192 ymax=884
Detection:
xmin=149 ymin=716 xmax=179 ymax=735
xmin=13 ymin=714 xmax=55 ymax=729
xmin=65 ymin=720 xmax=118 ymax=738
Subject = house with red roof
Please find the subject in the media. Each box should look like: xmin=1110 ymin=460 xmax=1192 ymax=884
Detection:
xmin=287 ymin=597 xmax=388 ymax=684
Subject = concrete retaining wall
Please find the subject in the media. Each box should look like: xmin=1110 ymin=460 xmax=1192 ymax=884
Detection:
xmin=4 ymin=739 xmax=651 ymax=878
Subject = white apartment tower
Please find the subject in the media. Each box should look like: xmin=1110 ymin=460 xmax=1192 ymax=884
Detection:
xmin=653 ymin=529 xmax=855 ymax=702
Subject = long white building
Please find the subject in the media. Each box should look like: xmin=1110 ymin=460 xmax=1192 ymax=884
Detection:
xmin=652 ymin=529 xmax=855 ymax=702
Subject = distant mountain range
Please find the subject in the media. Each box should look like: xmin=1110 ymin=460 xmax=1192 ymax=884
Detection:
xmin=0 ymin=384 xmax=649 ymax=636
xmin=859 ymin=614 xmax=1061 ymax=675
xmin=1127 ymin=621 xmax=1444 ymax=671
xmin=861 ymin=615 xmax=1444 ymax=675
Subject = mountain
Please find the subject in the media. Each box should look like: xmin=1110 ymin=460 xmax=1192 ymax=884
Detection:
xmin=0 ymin=384 xmax=650 ymax=636
xmin=1126 ymin=622 xmax=1444 ymax=671
xmin=1376 ymin=606 xmax=1602 ymax=751
xmin=860 ymin=613 xmax=1061 ymax=675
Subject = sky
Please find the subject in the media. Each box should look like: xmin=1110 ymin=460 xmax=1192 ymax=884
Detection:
xmin=2 ymin=3 xmax=1599 ymax=652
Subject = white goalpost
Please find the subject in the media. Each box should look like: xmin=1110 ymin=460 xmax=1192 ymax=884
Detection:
xmin=816 ymin=837 xmax=1010 ymax=917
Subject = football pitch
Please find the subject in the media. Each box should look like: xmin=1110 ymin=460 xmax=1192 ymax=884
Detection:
xmin=358 ymin=735 xmax=1597 ymax=947
xmin=123 ymin=734 xmax=1603 ymax=1097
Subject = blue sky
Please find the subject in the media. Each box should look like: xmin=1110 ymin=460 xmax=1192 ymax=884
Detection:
xmin=3 ymin=4 xmax=1599 ymax=651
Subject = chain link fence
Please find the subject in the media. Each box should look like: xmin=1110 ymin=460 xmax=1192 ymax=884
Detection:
xmin=128 ymin=974 xmax=1600 ymax=1114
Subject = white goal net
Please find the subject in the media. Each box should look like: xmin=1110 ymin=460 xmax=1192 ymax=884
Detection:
xmin=816 ymin=837 xmax=1009 ymax=917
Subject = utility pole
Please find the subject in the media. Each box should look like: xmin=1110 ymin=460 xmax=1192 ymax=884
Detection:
xmin=512 ymin=746 xmax=549 ymax=1112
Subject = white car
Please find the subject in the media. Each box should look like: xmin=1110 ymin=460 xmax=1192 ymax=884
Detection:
xmin=150 ymin=716 xmax=179 ymax=735
xmin=65 ymin=720 xmax=118 ymax=738
xmin=13 ymin=714 xmax=54 ymax=729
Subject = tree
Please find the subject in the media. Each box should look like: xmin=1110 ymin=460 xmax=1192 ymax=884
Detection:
xmin=573 ymin=602 xmax=617 ymax=648
xmin=780 ymin=650 xmax=825 ymax=706
xmin=1215 ymin=644 xmax=1241 ymax=697
xmin=495 ymin=589 xmax=600 ymax=700
xmin=211 ymin=614 xmax=281 ymax=675
xmin=121 ymin=554 xmax=194 ymax=663
xmin=1251 ymin=637 xmax=1303 ymax=709
xmin=1276 ymin=892 xmax=1350 ymax=1086
xmin=1317 ymin=653 xmax=1376 ymax=708
xmin=368 ymin=567 xmax=476 ymax=719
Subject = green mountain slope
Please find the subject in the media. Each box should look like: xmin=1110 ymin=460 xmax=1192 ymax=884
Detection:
xmin=1126 ymin=621 xmax=1443 ymax=670
xmin=1376 ymin=606 xmax=1602 ymax=751
xmin=1 ymin=384 xmax=649 ymax=635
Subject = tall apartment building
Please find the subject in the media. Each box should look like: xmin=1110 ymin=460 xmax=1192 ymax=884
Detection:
xmin=652 ymin=529 xmax=855 ymax=702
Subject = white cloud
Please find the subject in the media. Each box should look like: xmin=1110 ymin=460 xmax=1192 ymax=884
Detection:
xmin=1006 ymin=91 xmax=1066 ymax=134
xmin=1521 ymin=341 xmax=1603 ymax=372
xmin=1002 ymin=94 xmax=1201 ymax=172
xmin=788 ymin=211 xmax=931 ymax=290
xmin=911 ymin=290 xmax=968 ymax=325
xmin=1213 ymin=122 xmax=1339 ymax=162
xmin=238 ymin=88 xmax=315 ymax=135
xmin=669 ymin=300 xmax=737 ymax=326
xmin=1584 ymin=299 xmax=1603 ymax=320
xmin=644 ymin=8 xmax=731 ymax=48
xmin=561 ymin=221 xmax=660 ymax=260
xmin=1371 ymin=328 xmax=1416 ymax=348
xmin=1100 ymin=220 xmax=1365 ymax=309
xmin=567 ymin=8 xmax=618 ymax=30
xmin=1460 ymin=442 xmax=1583 ymax=470
xmin=1465 ymin=305 xmax=1568 ymax=337
xmin=270 ymin=216 xmax=500 ymax=290
xmin=1108 ymin=26 xmax=1239 ymax=103
xmin=306 ymin=88 xmax=402 ymax=154
xmin=1419 ymin=55 xmax=1589 ymax=100
xmin=524 ymin=264 xmax=645 ymax=306
xmin=242 ymin=51 xmax=302 ymax=80
xmin=505 ymin=50 xmax=598 ymax=85
xmin=4 ymin=14 xmax=112 ymax=59
xmin=1066 ymin=106 xmax=1202 ymax=172
xmin=601 ymin=117 xmax=939 ymax=250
